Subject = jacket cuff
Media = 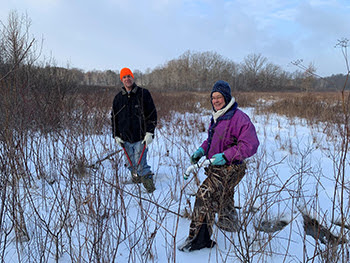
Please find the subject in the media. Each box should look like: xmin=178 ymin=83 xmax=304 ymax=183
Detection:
xmin=222 ymin=153 xmax=228 ymax=163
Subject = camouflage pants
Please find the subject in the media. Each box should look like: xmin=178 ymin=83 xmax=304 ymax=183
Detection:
xmin=188 ymin=163 xmax=246 ymax=239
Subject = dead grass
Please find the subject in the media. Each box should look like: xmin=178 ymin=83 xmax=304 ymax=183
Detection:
xmin=251 ymin=92 xmax=347 ymax=125
xmin=152 ymin=91 xmax=348 ymax=126
xmin=79 ymin=89 xmax=348 ymax=137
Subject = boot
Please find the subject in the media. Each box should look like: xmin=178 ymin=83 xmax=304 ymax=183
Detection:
xmin=131 ymin=173 xmax=141 ymax=184
xmin=141 ymin=174 xmax=155 ymax=193
xmin=178 ymin=223 xmax=216 ymax=252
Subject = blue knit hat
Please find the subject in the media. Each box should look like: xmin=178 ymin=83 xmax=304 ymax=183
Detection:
xmin=211 ymin=80 xmax=232 ymax=105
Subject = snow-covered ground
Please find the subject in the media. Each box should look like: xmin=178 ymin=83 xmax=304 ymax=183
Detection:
xmin=2 ymin=106 xmax=349 ymax=262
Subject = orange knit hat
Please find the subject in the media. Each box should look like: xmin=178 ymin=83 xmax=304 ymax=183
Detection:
xmin=119 ymin=67 xmax=134 ymax=81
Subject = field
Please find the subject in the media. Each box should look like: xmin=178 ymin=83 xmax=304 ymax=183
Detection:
xmin=0 ymin=90 xmax=349 ymax=262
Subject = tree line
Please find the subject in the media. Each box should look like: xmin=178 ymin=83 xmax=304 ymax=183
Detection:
xmin=74 ymin=50 xmax=349 ymax=92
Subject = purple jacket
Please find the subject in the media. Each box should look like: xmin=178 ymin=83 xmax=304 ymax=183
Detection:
xmin=201 ymin=105 xmax=259 ymax=164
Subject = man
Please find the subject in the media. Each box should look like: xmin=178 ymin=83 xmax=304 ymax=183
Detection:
xmin=179 ymin=80 xmax=259 ymax=251
xmin=111 ymin=67 xmax=157 ymax=193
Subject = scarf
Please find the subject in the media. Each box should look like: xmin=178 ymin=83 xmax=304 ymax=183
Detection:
xmin=212 ymin=97 xmax=236 ymax=123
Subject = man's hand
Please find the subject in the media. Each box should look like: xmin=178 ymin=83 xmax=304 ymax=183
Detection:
xmin=114 ymin=136 xmax=124 ymax=146
xmin=142 ymin=132 xmax=153 ymax=147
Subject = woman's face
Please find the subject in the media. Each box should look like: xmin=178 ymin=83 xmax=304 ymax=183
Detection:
xmin=211 ymin=92 xmax=225 ymax=111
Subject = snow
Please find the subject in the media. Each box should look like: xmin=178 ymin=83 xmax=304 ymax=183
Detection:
xmin=2 ymin=106 xmax=349 ymax=262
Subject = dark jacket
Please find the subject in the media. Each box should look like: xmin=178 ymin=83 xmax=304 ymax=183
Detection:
xmin=111 ymin=83 xmax=157 ymax=143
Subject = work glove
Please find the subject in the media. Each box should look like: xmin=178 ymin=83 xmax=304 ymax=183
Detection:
xmin=142 ymin=132 xmax=153 ymax=147
xmin=114 ymin=136 xmax=124 ymax=147
xmin=211 ymin=153 xmax=227 ymax=166
xmin=191 ymin=147 xmax=205 ymax=164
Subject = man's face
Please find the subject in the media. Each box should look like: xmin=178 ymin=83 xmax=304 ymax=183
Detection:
xmin=122 ymin=75 xmax=134 ymax=90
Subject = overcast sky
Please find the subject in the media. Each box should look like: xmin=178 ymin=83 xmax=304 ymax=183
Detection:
xmin=1 ymin=0 xmax=349 ymax=76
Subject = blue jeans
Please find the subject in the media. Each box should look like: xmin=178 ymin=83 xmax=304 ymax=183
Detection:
xmin=123 ymin=141 xmax=152 ymax=177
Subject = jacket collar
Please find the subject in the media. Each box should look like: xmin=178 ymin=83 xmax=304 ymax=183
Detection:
xmin=212 ymin=97 xmax=235 ymax=123
xmin=210 ymin=102 xmax=238 ymax=126
xmin=121 ymin=83 xmax=138 ymax=95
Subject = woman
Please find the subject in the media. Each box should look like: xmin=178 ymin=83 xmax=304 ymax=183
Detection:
xmin=179 ymin=80 xmax=259 ymax=252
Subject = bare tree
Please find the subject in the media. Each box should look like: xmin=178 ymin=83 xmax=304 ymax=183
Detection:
xmin=240 ymin=53 xmax=267 ymax=91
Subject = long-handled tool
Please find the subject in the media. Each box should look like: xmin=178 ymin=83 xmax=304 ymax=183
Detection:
xmin=183 ymin=158 xmax=215 ymax=180
xmin=121 ymin=143 xmax=147 ymax=179
xmin=86 ymin=150 xmax=121 ymax=169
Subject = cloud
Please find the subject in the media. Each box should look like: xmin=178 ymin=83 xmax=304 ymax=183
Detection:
xmin=1 ymin=0 xmax=349 ymax=75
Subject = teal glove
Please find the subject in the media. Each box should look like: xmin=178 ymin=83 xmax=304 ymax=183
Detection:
xmin=211 ymin=153 xmax=227 ymax=166
xmin=191 ymin=147 xmax=205 ymax=164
